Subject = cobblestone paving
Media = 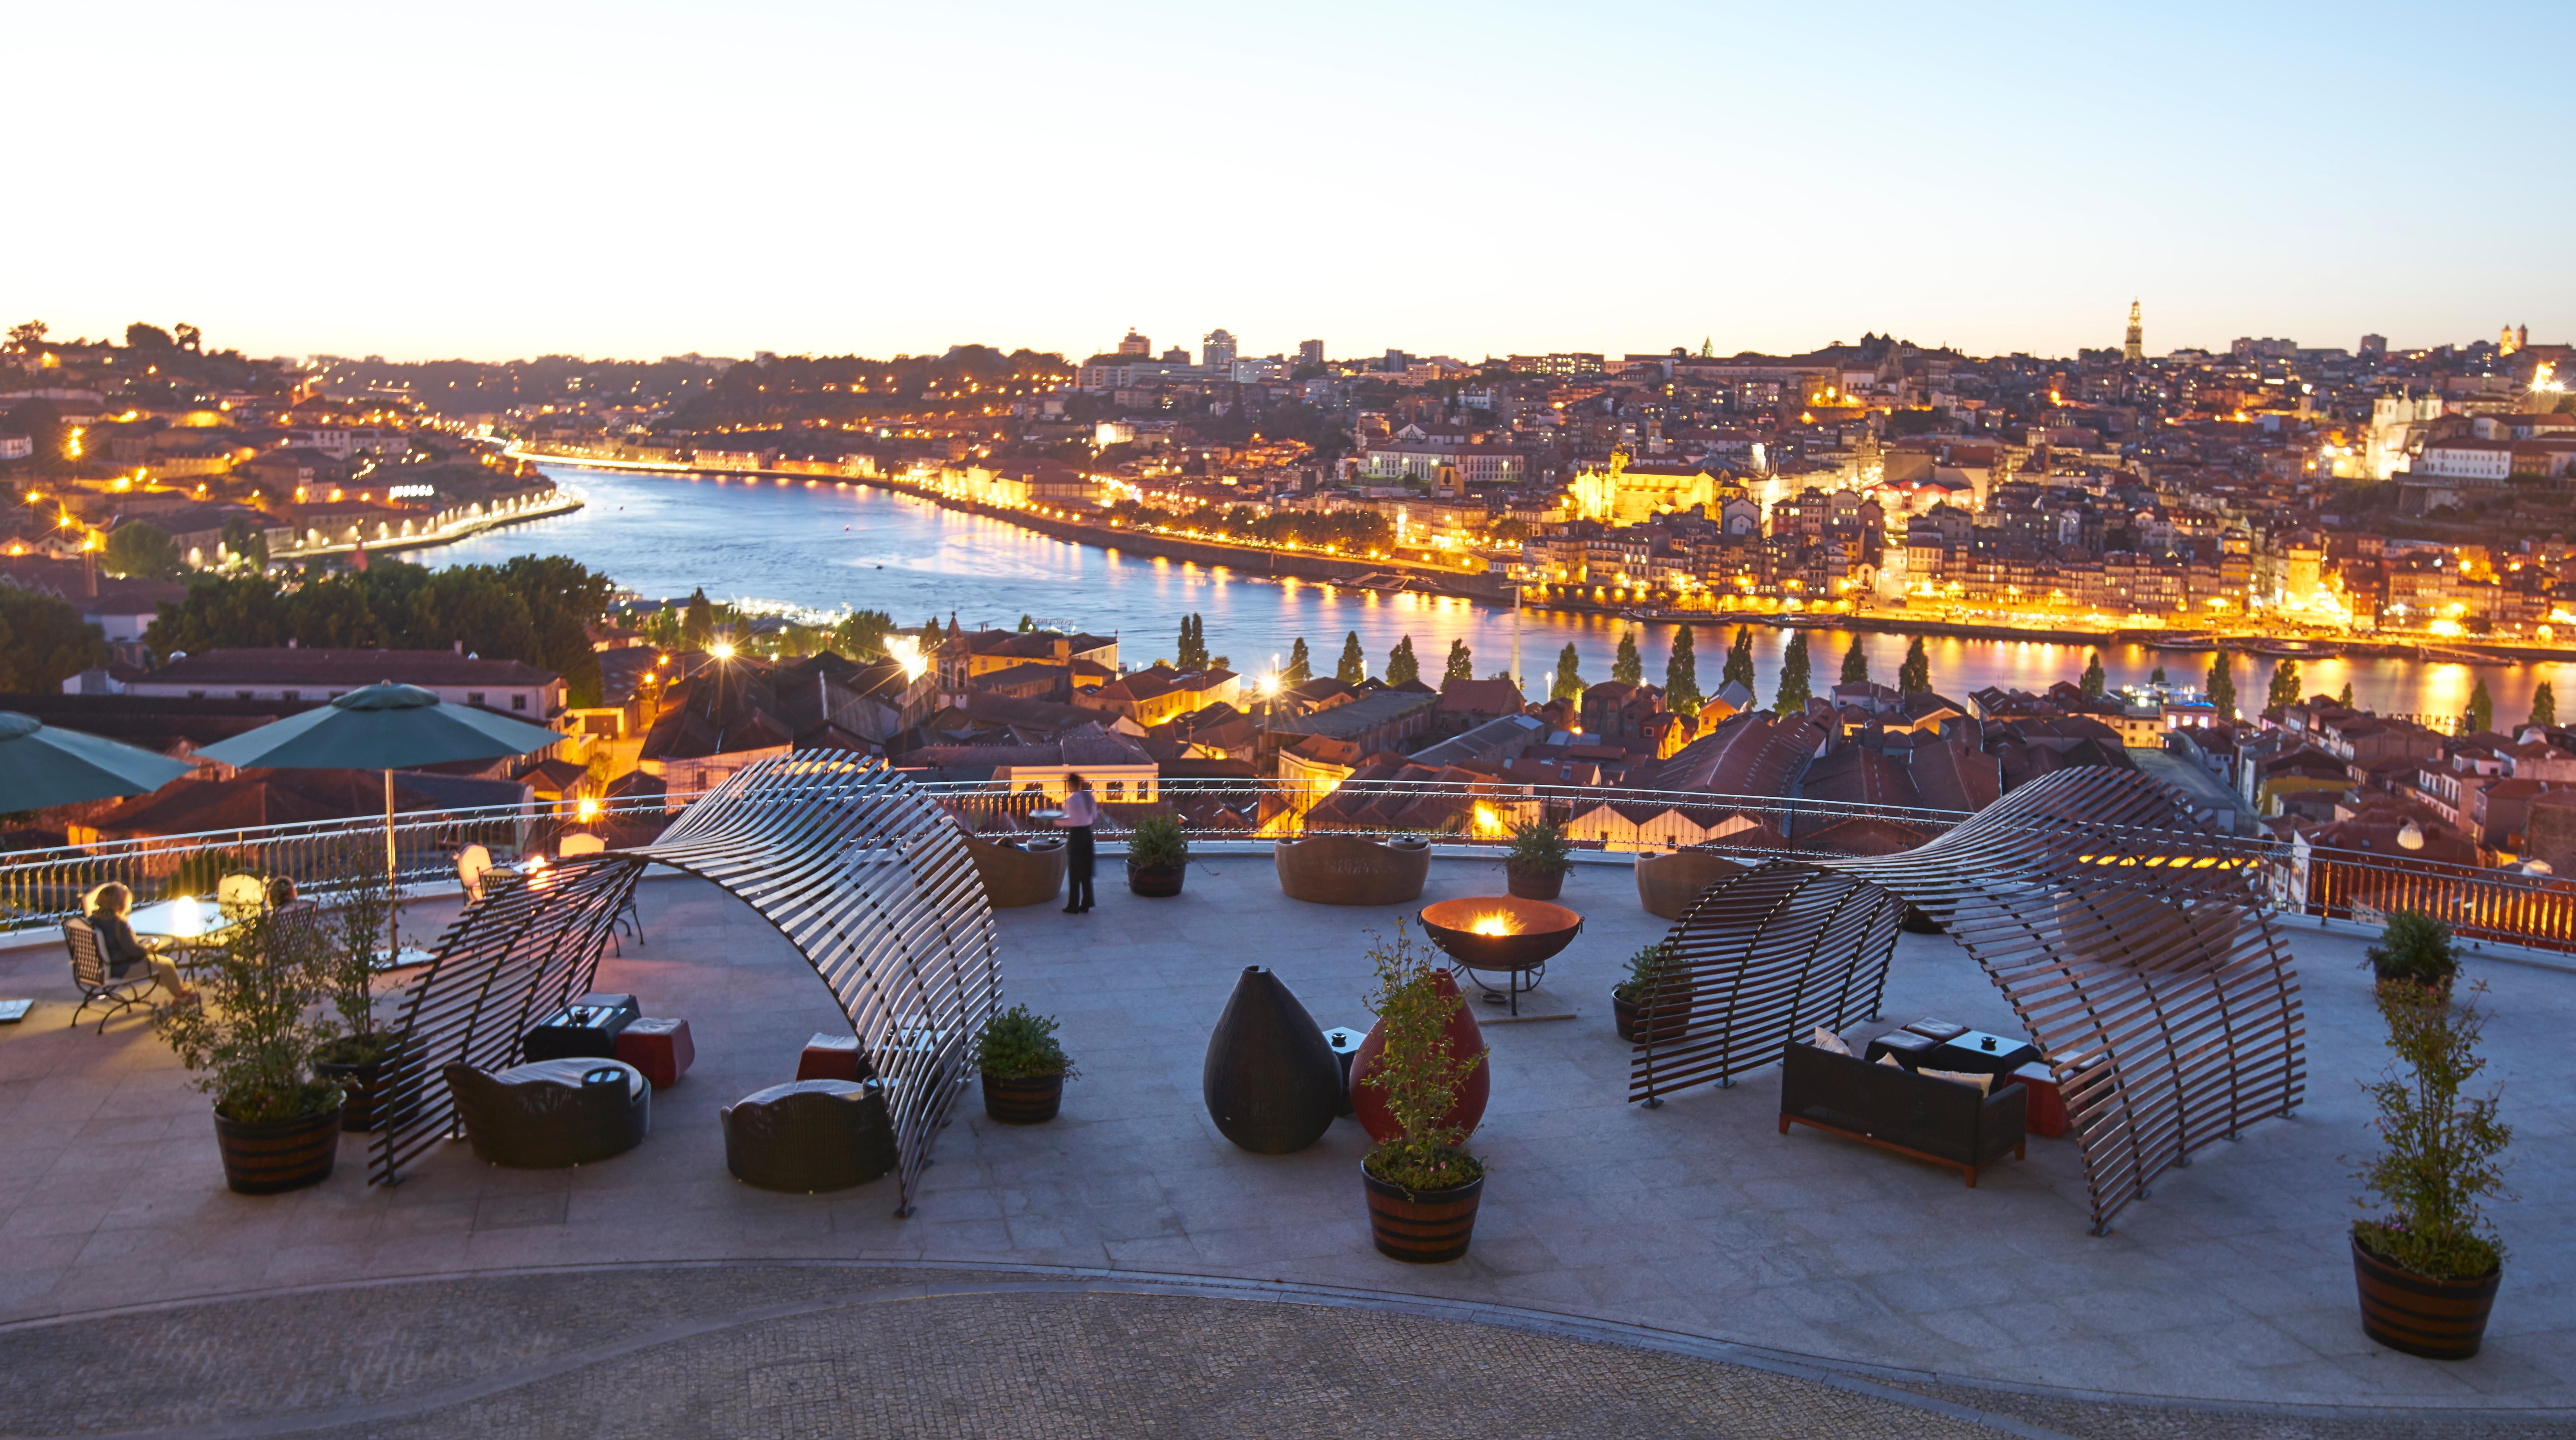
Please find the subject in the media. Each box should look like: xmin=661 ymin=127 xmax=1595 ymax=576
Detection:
xmin=0 ymin=1266 xmax=2564 ymax=1439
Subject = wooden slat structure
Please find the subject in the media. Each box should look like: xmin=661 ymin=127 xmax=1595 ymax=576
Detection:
xmin=1633 ymin=768 xmax=2304 ymax=1233
xmin=369 ymin=754 xmax=1000 ymax=1214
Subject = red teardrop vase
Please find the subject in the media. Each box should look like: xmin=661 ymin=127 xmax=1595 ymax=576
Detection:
xmin=1351 ymin=970 xmax=1489 ymax=1145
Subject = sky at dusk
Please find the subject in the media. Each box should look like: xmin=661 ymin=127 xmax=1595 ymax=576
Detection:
xmin=10 ymin=1 xmax=2571 ymax=366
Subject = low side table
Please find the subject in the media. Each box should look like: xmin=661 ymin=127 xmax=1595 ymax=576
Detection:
xmin=525 ymin=1002 xmax=632 ymax=1062
xmin=1929 ymin=1029 xmax=2042 ymax=1076
xmin=2010 ymin=1060 xmax=2068 ymax=1139
xmin=798 ymin=1032 xmax=873 ymax=1083
xmin=615 ymin=1017 xmax=695 ymax=1089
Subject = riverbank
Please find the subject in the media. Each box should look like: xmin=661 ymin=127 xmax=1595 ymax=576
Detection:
xmin=267 ymin=487 xmax=586 ymax=562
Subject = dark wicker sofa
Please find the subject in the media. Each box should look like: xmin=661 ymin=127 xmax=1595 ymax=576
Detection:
xmin=720 ymin=1079 xmax=898 ymax=1192
xmin=1777 ymin=1039 xmax=2026 ymax=1186
xmin=444 ymin=1058 xmax=651 ymax=1167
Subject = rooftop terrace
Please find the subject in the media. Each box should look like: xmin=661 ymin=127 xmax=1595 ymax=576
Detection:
xmin=0 ymin=854 xmax=2566 ymax=1436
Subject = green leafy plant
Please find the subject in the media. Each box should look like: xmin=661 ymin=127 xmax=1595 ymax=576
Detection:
xmin=1504 ymin=819 xmax=1572 ymax=875
xmin=312 ymin=842 xmax=404 ymax=1068
xmin=1613 ymin=941 xmax=1679 ymax=1003
xmin=2363 ymin=911 xmax=2458 ymax=989
xmin=973 ymin=1004 xmax=1077 ymax=1081
xmin=153 ymin=906 xmax=340 ymax=1125
xmin=1126 ymin=813 xmax=1188 ymax=869
xmin=1359 ymin=928 xmax=1486 ymax=1192
xmin=2352 ymin=980 xmax=2512 ymax=1281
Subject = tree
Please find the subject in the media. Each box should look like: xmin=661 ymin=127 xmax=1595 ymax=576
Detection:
xmin=1665 ymin=625 xmax=1702 ymax=720
xmin=683 ymin=588 xmax=717 ymax=648
xmin=124 ymin=322 xmax=175 ymax=351
xmin=174 ymin=323 xmax=201 ymax=353
xmin=2208 ymin=654 xmax=2237 ymax=717
xmin=1336 ymin=630 xmax=1366 ymax=684
xmin=1442 ymin=637 xmax=1474 ymax=687
xmin=2339 ymin=680 xmax=2355 ymax=709
xmin=101 ymin=521 xmax=184 ymax=581
xmin=1775 ymin=631 xmax=1812 ymax=713
xmin=2150 ymin=664 xmax=2167 ymax=685
xmin=2533 ymin=681 xmax=2556 ymax=730
xmin=1176 ymin=613 xmax=1209 ymax=671
xmin=1017 ymin=613 xmax=1036 ymax=632
xmin=219 ymin=514 xmax=267 ymax=568
xmin=2467 ymin=677 xmax=2493 ymax=735
xmin=831 ymin=608 xmax=896 ymax=659
xmin=1897 ymin=635 xmax=1931 ymax=696
xmin=2267 ymin=659 xmax=2303 ymax=712
xmin=0 ymin=586 xmax=108 ymax=690
xmin=1285 ymin=636 xmax=1312 ymax=685
xmin=1839 ymin=637 xmax=1869 ymax=686
xmin=1552 ymin=643 xmax=1583 ymax=702
xmin=5 ymin=320 xmax=45 ymax=353
xmin=1613 ymin=628 xmax=1642 ymax=685
xmin=1386 ymin=635 xmax=1419 ymax=686
xmin=1722 ymin=627 xmax=1756 ymax=692
xmin=2080 ymin=651 xmax=2107 ymax=698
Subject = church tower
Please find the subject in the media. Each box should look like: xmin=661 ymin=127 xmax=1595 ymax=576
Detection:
xmin=2123 ymin=300 xmax=2144 ymax=363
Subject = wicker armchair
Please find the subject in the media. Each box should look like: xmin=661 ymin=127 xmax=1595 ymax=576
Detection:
xmin=442 ymin=1058 xmax=650 ymax=1167
xmin=720 ymin=1079 xmax=899 ymax=1192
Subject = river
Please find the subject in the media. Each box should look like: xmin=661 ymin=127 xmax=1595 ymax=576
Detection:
xmin=416 ymin=465 xmax=2576 ymax=725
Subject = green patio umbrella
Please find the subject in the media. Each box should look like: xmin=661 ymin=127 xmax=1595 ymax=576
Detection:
xmin=195 ymin=683 xmax=568 ymax=948
xmin=0 ymin=711 xmax=195 ymax=811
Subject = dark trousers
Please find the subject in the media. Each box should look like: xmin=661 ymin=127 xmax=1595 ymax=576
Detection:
xmin=1066 ymin=826 xmax=1095 ymax=910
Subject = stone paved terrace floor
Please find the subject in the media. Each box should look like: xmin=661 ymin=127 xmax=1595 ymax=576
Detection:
xmin=0 ymin=856 xmax=2568 ymax=1437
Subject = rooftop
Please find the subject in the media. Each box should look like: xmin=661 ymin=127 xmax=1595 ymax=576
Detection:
xmin=0 ymin=855 xmax=2565 ymax=1433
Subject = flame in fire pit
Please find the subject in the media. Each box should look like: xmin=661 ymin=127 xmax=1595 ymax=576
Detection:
xmin=1470 ymin=913 xmax=1518 ymax=936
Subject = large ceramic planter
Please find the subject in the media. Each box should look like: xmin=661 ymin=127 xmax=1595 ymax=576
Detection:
xmin=213 ymin=1100 xmax=343 ymax=1195
xmin=1127 ymin=859 xmax=1186 ymax=898
xmin=315 ymin=1039 xmax=403 ymax=1134
xmin=981 ymin=1071 xmax=1064 ymax=1124
xmin=1351 ymin=971 xmax=1488 ymax=1144
xmin=1274 ymin=835 xmax=1430 ymax=905
xmin=1635 ymin=849 xmax=1745 ymax=920
xmin=1202 ymin=967 xmax=1342 ymax=1154
xmin=1504 ymin=862 xmax=1566 ymax=901
xmin=1612 ymin=984 xmax=1695 ymax=1044
xmin=2352 ymin=1234 xmax=2500 ymax=1360
xmin=1363 ymin=1165 xmax=1484 ymax=1263
xmin=961 ymin=831 xmax=1068 ymax=908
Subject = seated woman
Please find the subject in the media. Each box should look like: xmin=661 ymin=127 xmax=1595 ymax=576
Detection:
xmin=86 ymin=884 xmax=198 ymax=1006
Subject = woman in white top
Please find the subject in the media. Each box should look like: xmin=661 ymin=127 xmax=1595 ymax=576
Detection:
xmin=1054 ymin=774 xmax=1100 ymax=914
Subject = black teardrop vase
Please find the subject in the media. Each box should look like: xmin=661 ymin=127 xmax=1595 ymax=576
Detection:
xmin=1203 ymin=966 xmax=1342 ymax=1154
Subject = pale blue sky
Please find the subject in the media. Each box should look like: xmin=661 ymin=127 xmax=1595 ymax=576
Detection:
xmin=8 ymin=1 xmax=2569 ymax=364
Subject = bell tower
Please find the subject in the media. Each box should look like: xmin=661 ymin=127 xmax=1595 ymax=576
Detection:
xmin=2123 ymin=300 xmax=2144 ymax=363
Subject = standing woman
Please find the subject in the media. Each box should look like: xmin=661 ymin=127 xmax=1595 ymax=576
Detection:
xmin=1055 ymin=774 xmax=1099 ymax=914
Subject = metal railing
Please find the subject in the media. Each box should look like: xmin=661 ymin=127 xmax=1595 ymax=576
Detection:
xmin=7 ymin=774 xmax=2576 ymax=959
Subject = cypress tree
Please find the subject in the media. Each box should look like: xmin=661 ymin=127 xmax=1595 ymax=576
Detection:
xmin=1442 ymin=637 xmax=1474 ymax=687
xmin=1552 ymin=643 xmax=1584 ymax=702
xmin=2468 ymin=677 xmax=2493 ymax=734
xmin=1898 ymin=635 xmax=1930 ymax=696
xmin=1336 ymin=630 xmax=1366 ymax=684
xmin=1665 ymin=625 xmax=1702 ymax=720
xmin=1722 ymin=627 xmax=1757 ymax=691
xmin=2338 ymin=680 xmax=2354 ymax=709
xmin=2207 ymin=654 xmax=2236 ymax=717
xmin=1387 ymin=635 xmax=1420 ymax=686
xmin=2533 ymin=681 xmax=2556 ymax=729
xmin=2080 ymin=651 xmax=2107 ymax=697
xmin=2149 ymin=663 xmax=2167 ymax=685
xmin=682 ymin=587 xmax=716 ymax=648
xmin=1776 ymin=631 xmax=1812 ymax=713
xmin=2267 ymin=659 xmax=2302 ymax=712
xmin=1839 ymin=637 xmax=1869 ymax=686
xmin=1285 ymin=636 xmax=1312 ymax=685
xmin=1613 ymin=628 xmax=1643 ymax=685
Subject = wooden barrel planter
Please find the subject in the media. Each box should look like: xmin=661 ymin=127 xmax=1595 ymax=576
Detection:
xmin=1504 ymin=862 xmax=1565 ymax=901
xmin=1363 ymin=1166 xmax=1484 ymax=1263
xmin=2352 ymin=1235 xmax=2500 ymax=1360
xmin=213 ymin=1102 xmax=343 ymax=1195
xmin=981 ymin=1071 xmax=1064 ymax=1124
xmin=1126 ymin=860 xmax=1186 ymax=898
xmin=314 ymin=1052 xmax=393 ymax=1134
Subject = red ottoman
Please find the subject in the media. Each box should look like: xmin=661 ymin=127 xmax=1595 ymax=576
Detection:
xmin=797 ymin=1032 xmax=867 ymax=1083
xmin=613 ymin=1017 xmax=694 ymax=1089
xmin=2011 ymin=1059 xmax=2067 ymax=1139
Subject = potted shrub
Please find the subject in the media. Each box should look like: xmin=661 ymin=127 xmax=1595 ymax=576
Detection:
xmin=310 ymin=846 xmax=405 ymax=1132
xmin=976 ymin=1003 xmax=1077 ymax=1123
xmin=1503 ymin=819 xmax=1572 ymax=901
xmin=154 ymin=905 xmax=344 ymax=1194
xmin=1611 ymin=941 xmax=1694 ymax=1044
xmin=2351 ymin=979 xmax=2513 ymax=1360
xmin=1356 ymin=927 xmax=1488 ymax=1263
xmin=1126 ymin=813 xmax=1189 ymax=897
xmin=2364 ymin=910 xmax=2459 ymax=997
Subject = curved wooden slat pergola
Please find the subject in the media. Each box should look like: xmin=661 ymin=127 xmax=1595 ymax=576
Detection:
xmin=369 ymin=754 xmax=1000 ymax=1215
xmin=1633 ymin=767 xmax=2305 ymax=1233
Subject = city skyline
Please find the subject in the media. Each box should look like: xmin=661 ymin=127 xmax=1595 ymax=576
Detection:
xmin=8 ymin=1 xmax=2572 ymax=364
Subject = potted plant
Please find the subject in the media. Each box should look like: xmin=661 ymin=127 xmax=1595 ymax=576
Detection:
xmin=154 ymin=905 xmax=344 ymax=1194
xmin=1611 ymin=941 xmax=1694 ymax=1044
xmin=1125 ymin=812 xmax=1189 ymax=897
xmin=975 ymin=1003 xmax=1077 ymax=1123
xmin=1356 ymin=927 xmax=1487 ymax=1263
xmin=310 ymin=846 xmax=405 ymax=1132
xmin=1502 ymin=819 xmax=1572 ymax=901
xmin=2364 ymin=910 xmax=2459 ymax=997
xmin=2351 ymin=979 xmax=2513 ymax=1360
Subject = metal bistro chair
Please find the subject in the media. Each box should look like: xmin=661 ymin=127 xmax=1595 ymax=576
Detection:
xmin=557 ymin=834 xmax=645 ymax=954
xmin=62 ymin=917 xmax=160 ymax=1033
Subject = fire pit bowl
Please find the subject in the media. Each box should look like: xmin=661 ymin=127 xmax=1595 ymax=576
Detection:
xmin=1416 ymin=897 xmax=1583 ymax=1014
